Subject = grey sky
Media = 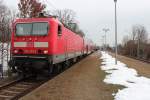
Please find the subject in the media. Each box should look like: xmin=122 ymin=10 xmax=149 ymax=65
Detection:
xmin=4 ymin=0 xmax=150 ymax=46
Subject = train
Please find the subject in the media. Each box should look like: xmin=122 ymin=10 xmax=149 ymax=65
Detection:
xmin=8 ymin=15 xmax=95 ymax=77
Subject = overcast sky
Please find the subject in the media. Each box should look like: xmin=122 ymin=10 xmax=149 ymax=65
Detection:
xmin=4 ymin=0 xmax=150 ymax=46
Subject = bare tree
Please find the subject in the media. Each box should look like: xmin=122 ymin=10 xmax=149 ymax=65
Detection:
xmin=120 ymin=25 xmax=149 ymax=60
xmin=18 ymin=0 xmax=30 ymax=18
xmin=122 ymin=35 xmax=129 ymax=46
xmin=0 ymin=0 xmax=14 ymax=77
xmin=0 ymin=0 xmax=12 ymax=42
xmin=50 ymin=9 xmax=85 ymax=37
xmin=122 ymin=35 xmax=131 ymax=55
xmin=131 ymin=26 xmax=138 ymax=41
xmin=50 ymin=9 xmax=76 ymax=27
xmin=135 ymin=25 xmax=148 ymax=42
xmin=0 ymin=0 xmax=11 ymax=42
xmin=133 ymin=25 xmax=148 ymax=57
xmin=18 ymin=0 xmax=46 ymax=18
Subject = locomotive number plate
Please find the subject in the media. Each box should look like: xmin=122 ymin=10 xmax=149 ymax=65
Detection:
xmin=27 ymin=42 xmax=34 ymax=47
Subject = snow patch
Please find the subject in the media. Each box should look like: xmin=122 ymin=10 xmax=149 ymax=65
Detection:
xmin=100 ymin=51 xmax=150 ymax=100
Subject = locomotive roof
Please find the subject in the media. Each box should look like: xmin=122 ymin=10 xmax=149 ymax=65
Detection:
xmin=14 ymin=17 xmax=62 ymax=25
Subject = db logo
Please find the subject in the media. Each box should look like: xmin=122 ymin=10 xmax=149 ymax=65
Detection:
xmin=27 ymin=42 xmax=34 ymax=47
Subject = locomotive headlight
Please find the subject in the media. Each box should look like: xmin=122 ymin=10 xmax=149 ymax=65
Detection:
xmin=14 ymin=50 xmax=18 ymax=53
xmin=43 ymin=50 xmax=48 ymax=54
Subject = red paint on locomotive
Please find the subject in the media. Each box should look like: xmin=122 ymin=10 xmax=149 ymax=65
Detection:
xmin=9 ymin=16 xmax=94 ymax=75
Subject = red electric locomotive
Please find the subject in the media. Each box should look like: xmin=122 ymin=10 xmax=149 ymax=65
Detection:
xmin=9 ymin=15 xmax=94 ymax=76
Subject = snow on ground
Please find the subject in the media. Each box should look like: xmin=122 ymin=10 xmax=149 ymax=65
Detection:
xmin=100 ymin=51 xmax=150 ymax=100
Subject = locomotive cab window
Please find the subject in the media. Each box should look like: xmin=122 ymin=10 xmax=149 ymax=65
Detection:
xmin=32 ymin=22 xmax=48 ymax=36
xmin=15 ymin=22 xmax=48 ymax=36
xmin=16 ymin=23 xmax=32 ymax=36
xmin=58 ymin=24 xmax=62 ymax=36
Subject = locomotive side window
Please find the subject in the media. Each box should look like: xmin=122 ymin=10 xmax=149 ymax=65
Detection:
xmin=58 ymin=24 xmax=62 ymax=36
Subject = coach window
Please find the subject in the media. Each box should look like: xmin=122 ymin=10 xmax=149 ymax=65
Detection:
xmin=58 ymin=24 xmax=62 ymax=36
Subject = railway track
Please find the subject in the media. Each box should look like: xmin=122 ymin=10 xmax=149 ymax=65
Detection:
xmin=109 ymin=52 xmax=150 ymax=64
xmin=133 ymin=57 xmax=150 ymax=63
xmin=0 ymin=77 xmax=48 ymax=100
xmin=0 ymin=54 xmax=90 ymax=100
xmin=123 ymin=55 xmax=150 ymax=64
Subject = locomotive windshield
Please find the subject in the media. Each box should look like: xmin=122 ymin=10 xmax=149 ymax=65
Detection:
xmin=16 ymin=22 xmax=48 ymax=36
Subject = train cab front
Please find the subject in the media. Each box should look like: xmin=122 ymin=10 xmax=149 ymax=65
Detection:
xmin=9 ymin=18 xmax=52 ymax=74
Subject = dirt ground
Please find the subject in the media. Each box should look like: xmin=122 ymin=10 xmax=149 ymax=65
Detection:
xmin=110 ymin=52 xmax=150 ymax=78
xmin=20 ymin=52 xmax=122 ymax=100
